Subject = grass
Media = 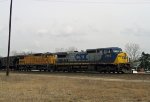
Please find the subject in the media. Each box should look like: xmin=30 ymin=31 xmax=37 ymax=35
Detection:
xmin=0 ymin=73 xmax=150 ymax=102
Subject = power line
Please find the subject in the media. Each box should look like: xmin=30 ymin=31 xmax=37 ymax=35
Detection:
xmin=1 ymin=0 xmax=150 ymax=4
xmin=34 ymin=0 xmax=150 ymax=5
xmin=0 ymin=0 xmax=8 ymax=3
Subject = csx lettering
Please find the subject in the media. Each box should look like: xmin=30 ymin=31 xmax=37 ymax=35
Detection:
xmin=75 ymin=54 xmax=87 ymax=60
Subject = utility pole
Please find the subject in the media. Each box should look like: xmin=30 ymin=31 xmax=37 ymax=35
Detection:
xmin=6 ymin=0 xmax=13 ymax=76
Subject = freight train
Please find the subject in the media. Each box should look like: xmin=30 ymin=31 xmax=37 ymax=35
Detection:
xmin=0 ymin=47 xmax=132 ymax=73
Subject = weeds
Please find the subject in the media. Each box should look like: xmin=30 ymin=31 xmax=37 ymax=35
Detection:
xmin=0 ymin=73 xmax=149 ymax=102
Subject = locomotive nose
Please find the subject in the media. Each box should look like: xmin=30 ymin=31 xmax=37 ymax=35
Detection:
xmin=114 ymin=52 xmax=129 ymax=64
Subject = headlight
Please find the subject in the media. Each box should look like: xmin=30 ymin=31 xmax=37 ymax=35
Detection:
xmin=122 ymin=56 xmax=127 ymax=59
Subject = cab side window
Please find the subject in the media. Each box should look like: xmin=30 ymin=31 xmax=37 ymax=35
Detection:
xmin=99 ymin=50 xmax=103 ymax=55
xmin=103 ymin=49 xmax=112 ymax=54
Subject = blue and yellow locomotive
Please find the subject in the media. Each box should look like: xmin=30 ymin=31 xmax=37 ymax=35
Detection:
xmin=86 ymin=47 xmax=130 ymax=73
xmin=55 ymin=47 xmax=131 ymax=73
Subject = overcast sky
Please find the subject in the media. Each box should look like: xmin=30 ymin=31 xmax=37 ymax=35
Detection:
xmin=0 ymin=0 xmax=150 ymax=56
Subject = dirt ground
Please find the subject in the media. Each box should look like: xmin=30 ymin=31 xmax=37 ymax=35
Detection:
xmin=0 ymin=72 xmax=150 ymax=102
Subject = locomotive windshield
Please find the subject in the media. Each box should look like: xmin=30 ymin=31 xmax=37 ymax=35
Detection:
xmin=112 ymin=49 xmax=122 ymax=53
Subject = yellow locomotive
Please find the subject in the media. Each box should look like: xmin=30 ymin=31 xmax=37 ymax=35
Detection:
xmin=18 ymin=53 xmax=56 ymax=71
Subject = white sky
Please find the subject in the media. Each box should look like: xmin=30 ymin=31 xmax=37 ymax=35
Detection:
xmin=0 ymin=0 xmax=150 ymax=56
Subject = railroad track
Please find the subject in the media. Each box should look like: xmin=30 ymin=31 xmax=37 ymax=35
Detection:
xmin=0 ymin=70 xmax=150 ymax=81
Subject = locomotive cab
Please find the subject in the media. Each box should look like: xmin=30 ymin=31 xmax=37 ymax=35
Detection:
xmin=97 ymin=47 xmax=123 ymax=63
xmin=104 ymin=47 xmax=129 ymax=64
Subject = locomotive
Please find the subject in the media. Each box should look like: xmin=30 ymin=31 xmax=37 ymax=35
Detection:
xmin=0 ymin=47 xmax=132 ymax=73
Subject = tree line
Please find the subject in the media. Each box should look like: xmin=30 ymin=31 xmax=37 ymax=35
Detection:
xmin=125 ymin=43 xmax=150 ymax=71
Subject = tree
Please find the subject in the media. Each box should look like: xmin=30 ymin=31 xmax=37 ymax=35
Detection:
xmin=55 ymin=47 xmax=77 ymax=52
xmin=139 ymin=52 xmax=150 ymax=71
xmin=125 ymin=43 xmax=140 ymax=62
xmin=67 ymin=47 xmax=77 ymax=52
xmin=55 ymin=48 xmax=65 ymax=52
xmin=10 ymin=50 xmax=18 ymax=56
xmin=10 ymin=50 xmax=33 ymax=56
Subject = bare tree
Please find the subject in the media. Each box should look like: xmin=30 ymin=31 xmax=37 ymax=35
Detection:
xmin=11 ymin=50 xmax=33 ymax=56
xmin=55 ymin=47 xmax=77 ymax=52
xmin=125 ymin=43 xmax=140 ymax=62
xmin=66 ymin=47 xmax=77 ymax=52
xmin=20 ymin=51 xmax=33 ymax=55
xmin=55 ymin=48 xmax=65 ymax=52
xmin=10 ymin=50 xmax=18 ymax=56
